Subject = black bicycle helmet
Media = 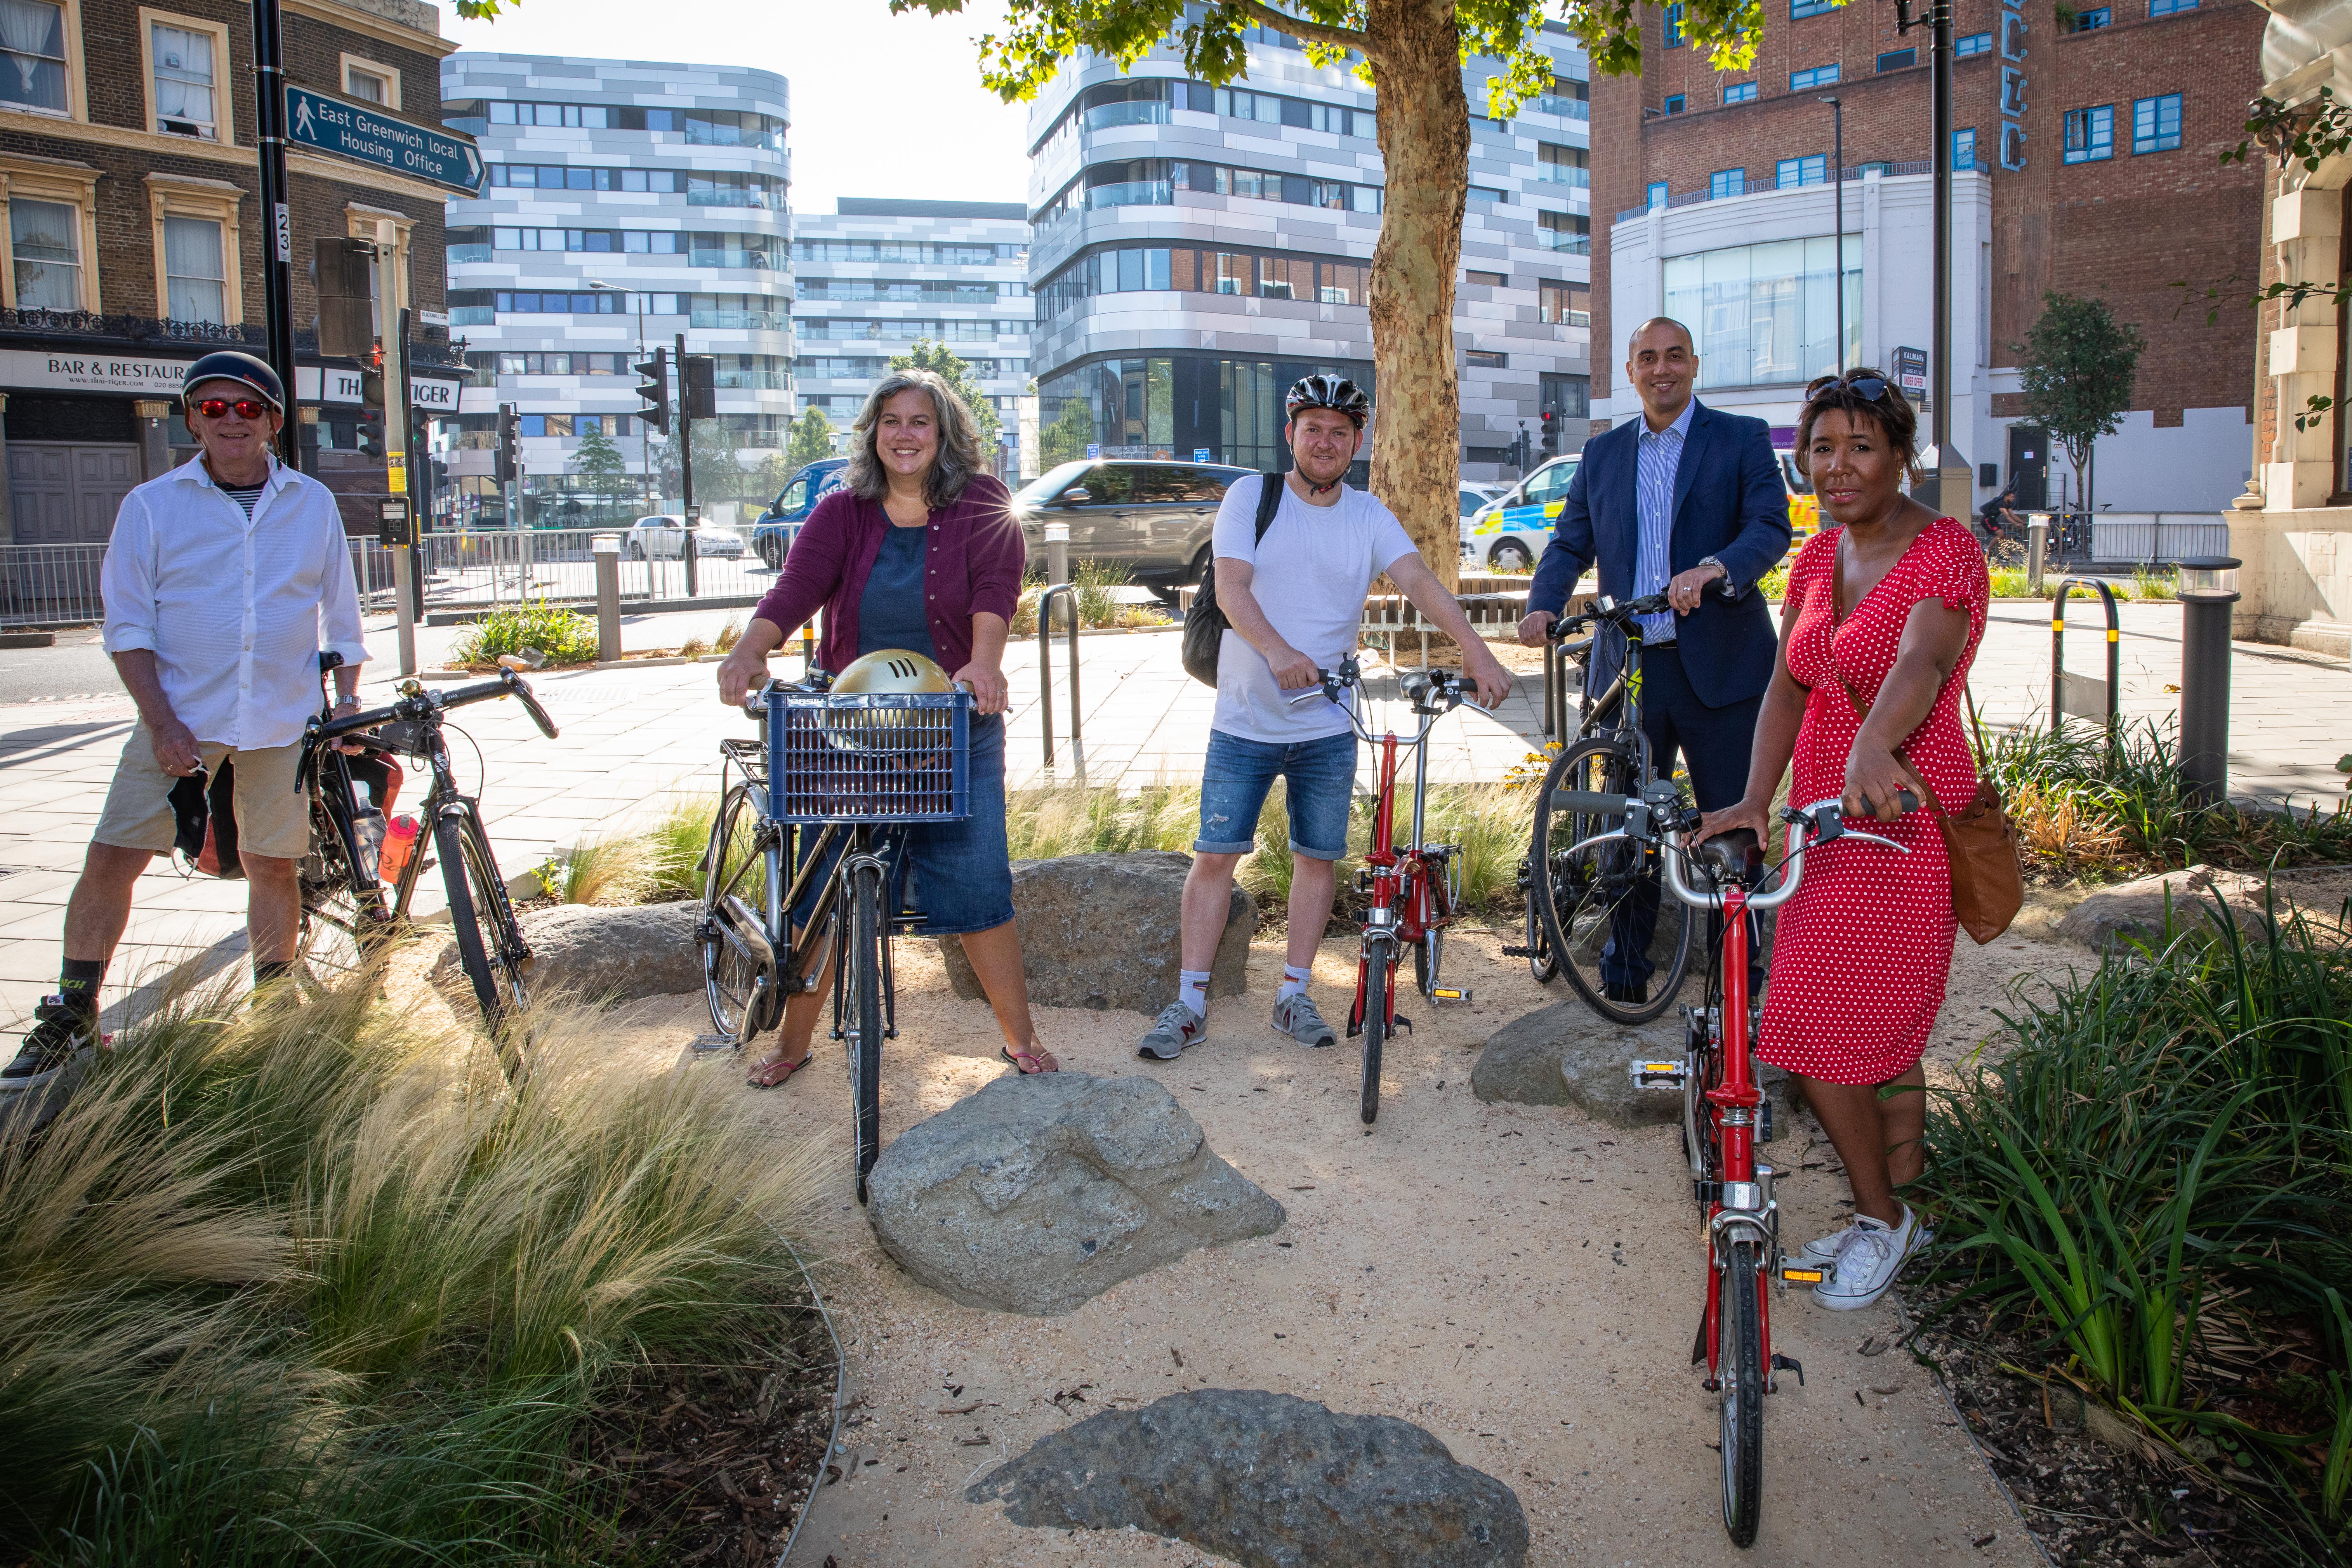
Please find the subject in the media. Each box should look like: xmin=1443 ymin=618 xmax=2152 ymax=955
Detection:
xmin=1284 ymin=372 xmax=1371 ymax=428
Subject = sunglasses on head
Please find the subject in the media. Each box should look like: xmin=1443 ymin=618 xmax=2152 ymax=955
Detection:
xmin=193 ymin=397 xmax=273 ymax=420
xmin=1805 ymin=373 xmax=1892 ymax=405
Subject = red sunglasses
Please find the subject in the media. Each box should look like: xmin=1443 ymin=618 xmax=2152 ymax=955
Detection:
xmin=192 ymin=397 xmax=273 ymax=420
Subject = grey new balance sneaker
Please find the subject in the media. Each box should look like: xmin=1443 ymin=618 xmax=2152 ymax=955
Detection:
xmin=1271 ymin=992 xmax=1336 ymax=1049
xmin=1137 ymin=1000 xmax=1206 ymax=1061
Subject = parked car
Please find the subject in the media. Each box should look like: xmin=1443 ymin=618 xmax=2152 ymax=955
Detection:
xmin=1461 ymin=455 xmax=1579 ymax=571
xmin=624 ymin=515 xmax=744 ymax=561
xmin=749 ymin=457 xmax=849 ymax=568
xmin=1010 ymin=458 xmax=1256 ymax=599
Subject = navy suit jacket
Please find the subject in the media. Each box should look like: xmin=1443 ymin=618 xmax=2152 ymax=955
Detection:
xmin=1524 ymin=398 xmax=1793 ymax=710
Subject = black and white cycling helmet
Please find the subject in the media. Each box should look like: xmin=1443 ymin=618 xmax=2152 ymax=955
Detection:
xmin=1284 ymin=373 xmax=1371 ymax=428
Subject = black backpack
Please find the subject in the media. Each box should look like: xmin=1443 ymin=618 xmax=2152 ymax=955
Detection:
xmin=1180 ymin=471 xmax=1285 ymax=687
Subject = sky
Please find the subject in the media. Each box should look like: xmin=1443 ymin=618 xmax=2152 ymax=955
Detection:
xmin=431 ymin=0 xmax=1033 ymax=213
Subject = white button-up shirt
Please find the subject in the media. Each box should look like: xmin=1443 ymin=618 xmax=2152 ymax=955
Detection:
xmin=101 ymin=456 xmax=368 ymax=750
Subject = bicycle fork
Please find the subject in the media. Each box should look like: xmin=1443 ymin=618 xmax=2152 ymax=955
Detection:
xmin=1349 ymin=733 xmax=1407 ymax=1040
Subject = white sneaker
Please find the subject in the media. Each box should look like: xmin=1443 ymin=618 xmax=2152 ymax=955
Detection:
xmin=1812 ymin=1206 xmax=1927 ymax=1311
xmin=1800 ymin=1214 xmax=1934 ymax=1265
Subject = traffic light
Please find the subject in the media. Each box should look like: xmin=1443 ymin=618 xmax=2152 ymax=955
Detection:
xmin=354 ymin=345 xmax=386 ymax=458
xmin=494 ymin=402 xmax=519 ymax=484
xmin=313 ymin=237 xmax=374 ymax=359
xmin=634 ymin=347 xmax=670 ymax=434
xmin=1539 ymin=409 xmax=1559 ymax=457
xmin=681 ymin=354 xmax=716 ymax=421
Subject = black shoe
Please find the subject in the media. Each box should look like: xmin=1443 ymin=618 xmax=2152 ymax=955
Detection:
xmin=2 ymin=995 xmax=97 ymax=1093
xmin=1603 ymin=979 xmax=1648 ymax=1005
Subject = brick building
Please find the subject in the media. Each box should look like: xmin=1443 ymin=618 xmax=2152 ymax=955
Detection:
xmin=0 ymin=0 xmax=466 ymax=547
xmin=1589 ymin=0 xmax=2266 ymax=514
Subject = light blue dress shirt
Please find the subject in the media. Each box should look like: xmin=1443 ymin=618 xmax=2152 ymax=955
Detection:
xmin=1631 ymin=398 xmax=1695 ymax=643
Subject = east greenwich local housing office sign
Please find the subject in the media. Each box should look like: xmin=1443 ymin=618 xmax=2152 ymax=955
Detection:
xmin=0 ymin=350 xmax=459 ymax=409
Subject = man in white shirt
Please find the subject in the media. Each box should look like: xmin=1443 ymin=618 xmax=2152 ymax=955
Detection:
xmin=3 ymin=352 xmax=368 ymax=1094
xmin=1137 ymin=375 xmax=1513 ymax=1060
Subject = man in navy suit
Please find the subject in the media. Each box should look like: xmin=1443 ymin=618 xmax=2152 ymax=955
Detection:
xmin=1518 ymin=317 xmax=1792 ymax=1003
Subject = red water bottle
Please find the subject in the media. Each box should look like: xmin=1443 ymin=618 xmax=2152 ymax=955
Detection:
xmin=379 ymin=814 xmax=420 ymax=885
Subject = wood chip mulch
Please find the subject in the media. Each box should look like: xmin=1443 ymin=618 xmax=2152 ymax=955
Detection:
xmin=572 ymin=1287 xmax=840 ymax=1566
xmin=1905 ymin=1294 xmax=2310 ymax=1568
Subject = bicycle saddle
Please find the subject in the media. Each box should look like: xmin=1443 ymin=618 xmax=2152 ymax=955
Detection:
xmin=1694 ymin=828 xmax=1765 ymax=884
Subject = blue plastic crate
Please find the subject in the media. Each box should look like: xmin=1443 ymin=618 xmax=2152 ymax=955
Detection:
xmin=764 ymin=687 xmax=970 ymax=825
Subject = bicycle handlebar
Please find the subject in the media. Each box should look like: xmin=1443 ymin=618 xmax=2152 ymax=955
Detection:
xmin=311 ymin=669 xmax=557 ymax=744
xmin=1562 ymin=789 xmax=1916 ymax=913
xmin=1284 ymin=657 xmax=1489 ymax=748
xmin=1544 ymin=591 xmax=1673 ymax=641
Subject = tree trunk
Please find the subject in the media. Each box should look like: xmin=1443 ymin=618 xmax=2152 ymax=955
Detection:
xmin=1364 ymin=0 xmax=1467 ymax=594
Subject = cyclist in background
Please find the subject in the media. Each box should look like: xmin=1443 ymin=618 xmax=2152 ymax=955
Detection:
xmin=714 ymin=369 xmax=1057 ymax=1082
xmin=1697 ymin=370 xmax=1989 ymax=1310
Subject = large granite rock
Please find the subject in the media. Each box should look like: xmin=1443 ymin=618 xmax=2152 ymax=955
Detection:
xmin=1472 ymin=1001 xmax=1796 ymax=1129
xmin=968 ymin=1388 xmax=1528 ymax=1568
xmin=432 ymin=899 xmax=703 ymax=1005
xmin=865 ymin=1071 xmax=1282 ymax=1315
xmin=2059 ymin=863 xmax=2352 ymax=950
xmin=938 ymin=851 xmax=1252 ymax=1014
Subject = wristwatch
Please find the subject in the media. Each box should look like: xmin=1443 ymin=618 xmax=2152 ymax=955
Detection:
xmin=1697 ymin=554 xmax=1730 ymax=585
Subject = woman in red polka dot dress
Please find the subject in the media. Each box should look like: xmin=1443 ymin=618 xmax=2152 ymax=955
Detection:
xmin=1699 ymin=371 xmax=1988 ymax=1311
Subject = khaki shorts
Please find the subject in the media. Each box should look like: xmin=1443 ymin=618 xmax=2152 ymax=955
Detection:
xmin=94 ymin=724 xmax=311 ymax=861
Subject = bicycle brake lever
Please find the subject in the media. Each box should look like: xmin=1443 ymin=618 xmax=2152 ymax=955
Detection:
xmin=1838 ymin=830 xmax=1911 ymax=854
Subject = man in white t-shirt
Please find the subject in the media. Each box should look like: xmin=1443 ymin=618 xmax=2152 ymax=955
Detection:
xmin=1138 ymin=375 xmax=1513 ymax=1061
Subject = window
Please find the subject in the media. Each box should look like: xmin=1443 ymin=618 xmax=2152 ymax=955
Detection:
xmin=147 ymin=16 xmax=224 ymax=140
xmin=2149 ymin=0 xmax=2196 ymax=13
xmin=2074 ymin=6 xmax=2111 ymax=27
xmin=1465 ymin=269 xmax=1506 ymax=287
xmin=0 ymin=0 xmax=68 ymax=115
xmin=1777 ymin=155 xmax=1826 ymax=187
xmin=2062 ymin=103 xmax=2114 ymax=162
xmin=2132 ymin=92 xmax=2182 ymax=153
xmin=9 ymin=195 xmax=76 ymax=307
xmin=1539 ymin=281 xmax=1590 ymax=325
xmin=1709 ymin=167 xmax=1747 ymax=198
xmin=340 ymin=54 xmax=400 ymax=108
xmin=1877 ymin=48 xmax=1916 ymax=71
xmin=1664 ymin=2 xmax=1684 ymax=45
xmin=1956 ymin=30 xmax=1992 ymax=55
xmin=162 ymin=215 xmax=222 ymax=321
xmin=1466 ymin=349 xmax=1508 ymax=369
xmin=1792 ymin=0 xmax=1837 ymax=15
xmin=1724 ymin=82 xmax=1756 ymax=104
xmin=1791 ymin=64 xmax=1840 ymax=90
xmin=1538 ymin=142 xmax=1589 ymax=185
xmin=1663 ymin=94 xmax=1686 ymax=113
xmin=1647 ymin=180 xmax=1669 ymax=208
xmin=1953 ymin=126 xmax=1979 ymax=169
xmin=1468 ymin=184 xmax=1506 ymax=204
xmin=1538 ymin=210 xmax=1589 ymax=252
xmin=1661 ymin=235 xmax=1860 ymax=385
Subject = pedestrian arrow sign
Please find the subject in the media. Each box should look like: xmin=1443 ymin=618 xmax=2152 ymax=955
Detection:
xmin=286 ymin=85 xmax=484 ymax=195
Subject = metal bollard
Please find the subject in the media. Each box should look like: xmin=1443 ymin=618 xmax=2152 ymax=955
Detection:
xmin=2177 ymin=557 xmax=2241 ymax=808
xmin=1045 ymin=520 xmax=1070 ymax=628
xmin=2026 ymin=514 xmax=2049 ymax=595
xmin=684 ymin=527 xmax=699 ymax=598
xmin=592 ymin=534 xmax=621 ymax=662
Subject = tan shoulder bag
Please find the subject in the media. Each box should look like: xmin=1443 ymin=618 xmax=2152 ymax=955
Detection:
xmin=1830 ymin=539 xmax=2024 ymax=945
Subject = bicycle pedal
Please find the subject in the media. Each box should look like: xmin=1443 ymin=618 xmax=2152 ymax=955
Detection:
xmin=1771 ymin=1353 xmax=1806 ymax=1388
xmin=1628 ymin=1058 xmax=1688 ymax=1091
xmin=1428 ymin=986 xmax=1471 ymax=1002
xmin=1778 ymin=1262 xmax=1826 ymax=1287
xmin=1499 ymin=944 xmax=1534 ymax=958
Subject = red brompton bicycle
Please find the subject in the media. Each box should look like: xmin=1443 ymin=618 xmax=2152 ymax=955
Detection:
xmin=1557 ymin=781 xmax=1912 ymax=1547
xmin=1291 ymin=656 xmax=1485 ymax=1127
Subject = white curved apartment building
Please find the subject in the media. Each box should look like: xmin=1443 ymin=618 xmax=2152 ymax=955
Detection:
xmin=441 ymin=53 xmax=792 ymax=518
xmin=1028 ymin=21 xmax=1595 ymax=481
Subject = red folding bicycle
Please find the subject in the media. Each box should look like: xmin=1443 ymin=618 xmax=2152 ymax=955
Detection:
xmin=1558 ymin=781 xmax=1912 ymax=1546
xmin=1292 ymin=656 xmax=1483 ymax=1126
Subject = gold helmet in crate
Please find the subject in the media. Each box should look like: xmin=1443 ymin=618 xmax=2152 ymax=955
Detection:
xmin=834 ymin=649 xmax=952 ymax=695
xmin=822 ymin=648 xmax=955 ymax=756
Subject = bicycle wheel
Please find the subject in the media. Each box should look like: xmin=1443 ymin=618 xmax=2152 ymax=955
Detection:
xmin=1530 ymin=736 xmax=1692 ymax=1025
xmin=1360 ymin=938 xmax=1391 ymax=1127
xmin=1718 ymin=1240 xmax=1766 ymax=1547
xmin=297 ymin=847 xmax=389 ymax=987
xmin=699 ymin=782 xmax=775 ymax=1041
xmin=843 ymin=861 xmax=887 ymax=1204
xmin=437 ymin=813 xmax=529 ymax=1030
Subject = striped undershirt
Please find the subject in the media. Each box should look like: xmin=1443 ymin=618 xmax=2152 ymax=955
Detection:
xmin=219 ymin=482 xmax=266 ymax=519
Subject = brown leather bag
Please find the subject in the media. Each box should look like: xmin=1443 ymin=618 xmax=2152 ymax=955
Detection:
xmin=1830 ymin=540 xmax=2023 ymax=945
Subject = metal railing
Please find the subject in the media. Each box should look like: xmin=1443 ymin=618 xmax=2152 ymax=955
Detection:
xmin=0 ymin=542 xmax=106 ymax=628
xmin=412 ymin=527 xmax=771 ymax=615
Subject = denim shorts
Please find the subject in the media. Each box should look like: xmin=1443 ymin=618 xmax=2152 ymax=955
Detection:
xmin=1196 ymin=727 xmax=1358 ymax=862
xmin=787 ymin=712 xmax=1014 ymax=937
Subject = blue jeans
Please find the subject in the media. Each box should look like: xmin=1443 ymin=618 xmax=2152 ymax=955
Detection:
xmin=787 ymin=712 xmax=1014 ymax=936
xmin=1196 ymin=728 xmax=1357 ymax=862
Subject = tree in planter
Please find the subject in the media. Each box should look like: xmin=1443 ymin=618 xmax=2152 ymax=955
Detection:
xmin=891 ymin=0 xmax=1760 ymax=587
xmin=2015 ymin=292 xmax=2145 ymax=512
xmin=888 ymin=339 xmax=1003 ymax=448
xmin=786 ymin=405 xmax=835 ymax=468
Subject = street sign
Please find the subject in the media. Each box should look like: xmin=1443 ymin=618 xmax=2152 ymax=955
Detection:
xmin=285 ymin=85 xmax=484 ymax=195
xmin=1193 ymin=448 xmax=1211 ymax=462
xmin=1893 ymin=345 xmax=1929 ymax=401
xmin=1086 ymin=443 xmax=1101 ymax=459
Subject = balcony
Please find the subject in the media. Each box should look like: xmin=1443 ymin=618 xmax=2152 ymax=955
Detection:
xmin=714 ymin=368 xmax=790 ymax=390
xmin=690 ymin=247 xmax=781 ymax=269
xmin=1085 ymin=179 xmax=1172 ymax=211
xmin=687 ymin=188 xmax=777 ymax=209
xmin=1084 ymin=101 xmax=1169 ymax=131
xmin=690 ymin=309 xmax=787 ymax=331
xmin=1531 ymin=94 xmax=1590 ymax=120
xmin=448 ymin=244 xmax=492 ymax=264
xmin=1537 ymin=164 xmax=1591 ymax=188
xmin=1540 ymin=231 xmax=1591 ymax=254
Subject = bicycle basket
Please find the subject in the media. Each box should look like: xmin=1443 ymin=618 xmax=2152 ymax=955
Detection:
xmin=765 ymin=686 xmax=970 ymax=825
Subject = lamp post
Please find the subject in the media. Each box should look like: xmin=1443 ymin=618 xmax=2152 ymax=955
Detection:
xmin=588 ymin=278 xmax=650 ymax=519
xmin=1892 ymin=0 xmax=1969 ymax=511
xmin=1819 ymin=94 xmax=1844 ymax=374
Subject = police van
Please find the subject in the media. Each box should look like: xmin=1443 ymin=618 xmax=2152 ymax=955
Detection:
xmin=1461 ymin=448 xmax=1820 ymax=572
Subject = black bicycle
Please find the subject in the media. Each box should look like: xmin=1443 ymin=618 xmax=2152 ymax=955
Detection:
xmin=1519 ymin=592 xmax=1698 ymax=1024
xmin=698 ymin=672 xmax=971 ymax=1203
xmin=296 ymin=654 xmax=557 ymax=1035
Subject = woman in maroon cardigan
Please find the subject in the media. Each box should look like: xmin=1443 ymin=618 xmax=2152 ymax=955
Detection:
xmin=715 ymin=370 xmax=1056 ymax=1083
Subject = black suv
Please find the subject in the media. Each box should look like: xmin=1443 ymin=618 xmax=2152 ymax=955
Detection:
xmin=1010 ymin=458 xmax=1256 ymax=599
